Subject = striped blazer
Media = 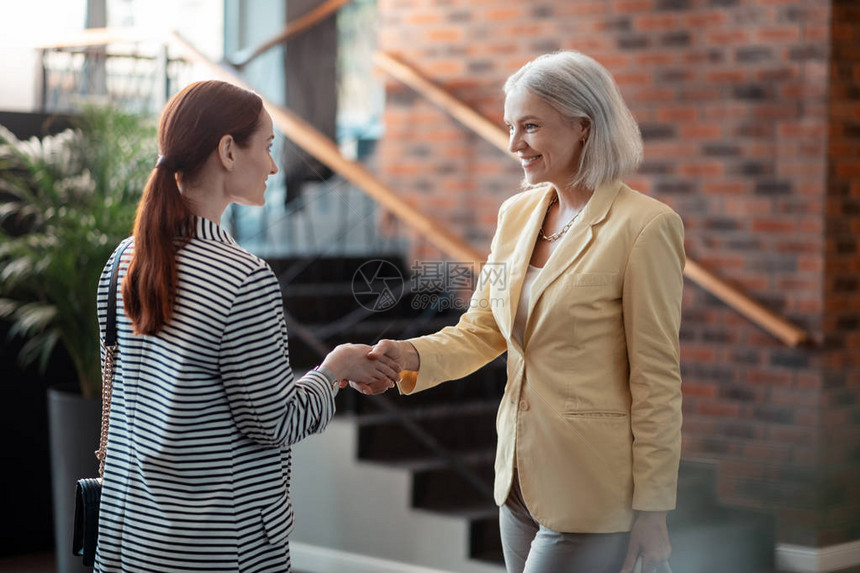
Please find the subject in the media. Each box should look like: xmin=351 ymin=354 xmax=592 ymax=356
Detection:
xmin=94 ymin=217 xmax=336 ymax=573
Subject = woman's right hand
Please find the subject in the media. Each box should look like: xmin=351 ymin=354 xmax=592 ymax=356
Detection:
xmin=321 ymin=343 xmax=401 ymax=393
xmin=368 ymin=339 xmax=420 ymax=371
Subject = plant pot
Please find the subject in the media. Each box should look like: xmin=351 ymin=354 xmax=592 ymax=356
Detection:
xmin=0 ymin=337 xmax=54 ymax=557
xmin=47 ymin=384 xmax=100 ymax=573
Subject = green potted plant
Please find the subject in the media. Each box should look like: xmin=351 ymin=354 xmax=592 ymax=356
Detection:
xmin=0 ymin=107 xmax=155 ymax=573
xmin=0 ymin=107 xmax=155 ymax=398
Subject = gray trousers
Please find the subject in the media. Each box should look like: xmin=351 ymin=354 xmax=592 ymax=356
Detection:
xmin=499 ymin=471 xmax=630 ymax=573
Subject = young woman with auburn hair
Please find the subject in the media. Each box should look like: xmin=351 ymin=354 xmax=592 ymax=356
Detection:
xmin=95 ymin=80 xmax=399 ymax=572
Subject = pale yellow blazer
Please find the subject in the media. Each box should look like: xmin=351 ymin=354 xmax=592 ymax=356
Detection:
xmin=399 ymin=181 xmax=685 ymax=533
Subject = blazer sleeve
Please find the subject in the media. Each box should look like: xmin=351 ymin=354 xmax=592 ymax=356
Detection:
xmin=400 ymin=207 xmax=509 ymax=394
xmin=622 ymin=210 xmax=685 ymax=511
xmin=219 ymin=263 xmax=336 ymax=447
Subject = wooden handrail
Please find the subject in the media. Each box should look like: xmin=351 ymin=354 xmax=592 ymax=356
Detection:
xmin=374 ymin=52 xmax=510 ymax=154
xmin=682 ymin=260 xmax=807 ymax=347
xmin=167 ymin=32 xmax=484 ymax=266
xmin=375 ymin=50 xmax=810 ymax=348
xmin=229 ymin=0 xmax=353 ymax=69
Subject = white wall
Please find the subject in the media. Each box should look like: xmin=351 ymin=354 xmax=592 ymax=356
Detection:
xmin=108 ymin=0 xmax=224 ymax=61
xmin=291 ymin=418 xmax=505 ymax=573
xmin=0 ymin=0 xmax=224 ymax=112
xmin=0 ymin=0 xmax=87 ymax=111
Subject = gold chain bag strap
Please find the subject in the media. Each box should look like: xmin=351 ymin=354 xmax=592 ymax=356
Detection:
xmin=72 ymin=241 xmax=129 ymax=567
xmin=96 ymin=338 xmax=117 ymax=477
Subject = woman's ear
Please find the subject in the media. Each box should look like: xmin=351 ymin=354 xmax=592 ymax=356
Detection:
xmin=580 ymin=118 xmax=591 ymax=142
xmin=217 ymin=134 xmax=236 ymax=171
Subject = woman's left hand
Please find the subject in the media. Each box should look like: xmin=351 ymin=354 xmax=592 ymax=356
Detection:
xmin=321 ymin=343 xmax=401 ymax=392
xmin=619 ymin=510 xmax=671 ymax=573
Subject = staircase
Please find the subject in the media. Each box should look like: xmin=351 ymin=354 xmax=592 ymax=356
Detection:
xmin=273 ymin=254 xmax=777 ymax=573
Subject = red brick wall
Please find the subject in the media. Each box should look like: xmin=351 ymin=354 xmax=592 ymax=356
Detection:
xmin=819 ymin=0 xmax=860 ymax=547
xmin=376 ymin=0 xmax=859 ymax=546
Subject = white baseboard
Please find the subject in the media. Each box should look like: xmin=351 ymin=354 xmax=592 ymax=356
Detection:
xmin=776 ymin=539 xmax=860 ymax=572
xmin=291 ymin=542 xmax=456 ymax=573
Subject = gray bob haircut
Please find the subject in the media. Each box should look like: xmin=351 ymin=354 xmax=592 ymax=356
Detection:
xmin=504 ymin=51 xmax=643 ymax=191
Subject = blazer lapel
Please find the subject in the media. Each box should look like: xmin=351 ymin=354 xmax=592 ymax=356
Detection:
xmin=504 ymin=186 xmax=557 ymax=336
xmin=526 ymin=181 xmax=623 ymax=323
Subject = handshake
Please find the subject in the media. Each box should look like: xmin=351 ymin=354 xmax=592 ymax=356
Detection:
xmin=318 ymin=339 xmax=419 ymax=395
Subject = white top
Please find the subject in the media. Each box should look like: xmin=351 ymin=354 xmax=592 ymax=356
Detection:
xmin=512 ymin=264 xmax=542 ymax=346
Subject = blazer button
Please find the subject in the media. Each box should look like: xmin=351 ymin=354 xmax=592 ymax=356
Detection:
xmin=519 ymin=400 xmax=529 ymax=411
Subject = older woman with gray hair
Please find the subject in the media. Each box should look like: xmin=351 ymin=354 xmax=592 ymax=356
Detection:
xmin=365 ymin=51 xmax=684 ymax=573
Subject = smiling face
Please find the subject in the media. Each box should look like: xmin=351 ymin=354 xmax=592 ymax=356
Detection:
xmin=504 ymin=86 xmax=588 ymax=191
xmin=227 ymin=108 xmax=278 ymax=207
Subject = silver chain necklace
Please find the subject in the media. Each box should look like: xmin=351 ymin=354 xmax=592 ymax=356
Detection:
xmin=538 ymin=197 xmax=583 ymax=242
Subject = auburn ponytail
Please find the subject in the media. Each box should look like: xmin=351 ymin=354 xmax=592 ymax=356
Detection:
xmin=121 ymin=80 xmax=263 ymax=335
xmin=122 ymin=167 xmax=193 ymax=334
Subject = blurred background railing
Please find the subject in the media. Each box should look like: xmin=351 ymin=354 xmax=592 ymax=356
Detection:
xmin=36 ymin=23 xmax=809 ymax=347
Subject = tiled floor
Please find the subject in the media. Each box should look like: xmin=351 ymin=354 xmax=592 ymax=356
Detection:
xmin=7 ymin=552 xmax=856 ymax=573
xmin=0 ymin=554 xmax=313 ymax=573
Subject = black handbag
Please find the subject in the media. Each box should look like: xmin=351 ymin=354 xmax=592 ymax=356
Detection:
xmin=72 ymin=243 xmax=128 ymax=567
xmin=73 ymin=478 xmax=102 ymax=566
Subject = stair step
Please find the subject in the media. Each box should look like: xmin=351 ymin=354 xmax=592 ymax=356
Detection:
xmin=272 ymin=254 xmax=464 ymax=324
xmin=357 ymin=407 xmax=499 ymax=461
xmin=360 ymin=447 xmax=494 ymax=472
xmin=269 ymin=255 xmax=408 ymax=284
xmin=283 ymin=282 xmax=357 ymax=296
xmin=284 ymin=292 xmax=453 ymax=323
xmin=412 ymin=458 xmax=495 ymax=511
xmin=357 ymin=400 xmax=500 ymax=425
xmin=416 ymin=503 xmax=498 ymax=521
xmin=283 ymin=281 xmax=456 ymax=302
xmin=310 ymin=315 xmax=459 ymax=340
xmin=470 ymin=516 xmax=504 ymax=564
